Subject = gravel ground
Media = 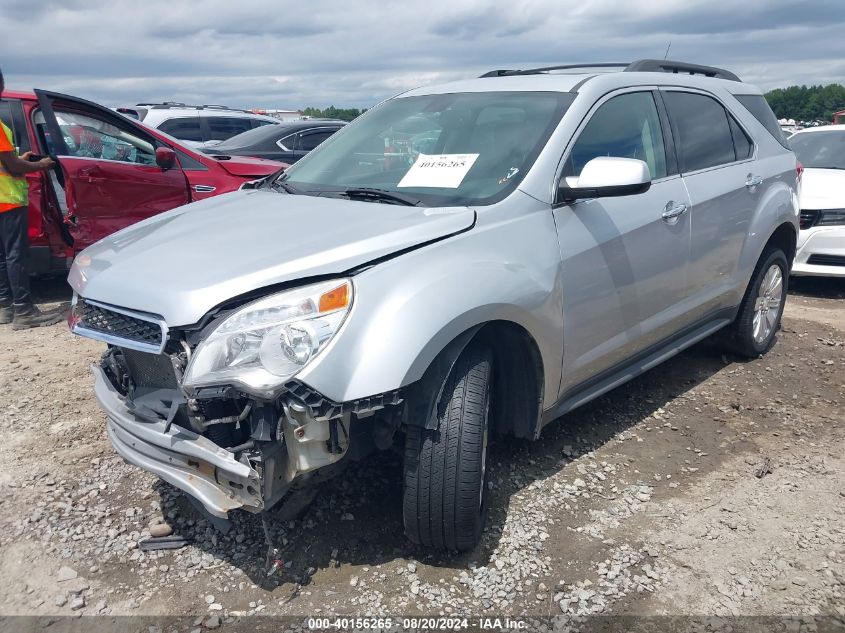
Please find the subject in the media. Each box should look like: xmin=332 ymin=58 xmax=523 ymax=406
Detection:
xmin=0 ymin=276 xmax=843 ymax=629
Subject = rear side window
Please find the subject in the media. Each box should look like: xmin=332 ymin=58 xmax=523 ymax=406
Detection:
xmin=206 ymin=117 xmax=253 ymax=141
xmin=278 ymin=133 xmax=298 ymax=150
xmin=664 ymin=92 xmax=736 ymax=172
xmin=735 ymin=95 xmax=790 ymax=149
xmin=728 ymin=116 xmax=753 ymax=160
xmin=158 ymin=117 xmax=203 ymax=142
xmin=298 ymin=129 xmax=335 ymax=151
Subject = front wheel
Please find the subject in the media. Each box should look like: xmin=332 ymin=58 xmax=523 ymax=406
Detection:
xmin=723 ymin=248 xmax=789 ymax=358
xmin=402 ymin=343 xmax=492 ymax=551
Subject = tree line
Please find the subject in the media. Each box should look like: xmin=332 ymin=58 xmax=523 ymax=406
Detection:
xmin=764 ymin=84 xmax=845 ymax=122
xmin=301 ymin=106 xmax=366 ymax=122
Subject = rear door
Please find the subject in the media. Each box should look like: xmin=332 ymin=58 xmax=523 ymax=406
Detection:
xmin=661 ymin=89 xmax=758 ymax=314
xmin=35 ymin=90 xmax=191 ymax=251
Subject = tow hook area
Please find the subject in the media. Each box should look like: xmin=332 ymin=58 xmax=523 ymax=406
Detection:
xmin=262 ymin=512 xmax=285 ymax=578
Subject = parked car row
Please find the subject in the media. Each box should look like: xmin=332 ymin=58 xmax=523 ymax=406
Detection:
xmin=115 ymin=102 xmax=280 ymax=149
xmin=65 ymin=59 xmax=808 ymax=553
xmin=201 ymin=119 xmax=346 ymax=164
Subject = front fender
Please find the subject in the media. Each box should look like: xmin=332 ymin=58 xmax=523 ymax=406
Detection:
xmin=295 ymin=206 xmax=563 ymax=409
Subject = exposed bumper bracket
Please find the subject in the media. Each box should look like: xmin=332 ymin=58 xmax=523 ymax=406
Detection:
xmin=93 ymin=364 xmax=262 ymax=518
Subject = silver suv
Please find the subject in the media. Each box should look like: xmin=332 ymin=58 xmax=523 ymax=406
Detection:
xmin=69 ymin=60 xmax=799 ymax=552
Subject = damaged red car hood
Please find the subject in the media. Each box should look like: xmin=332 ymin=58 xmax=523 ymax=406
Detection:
xmin=212 ymin=155 xmax=287 ymax=177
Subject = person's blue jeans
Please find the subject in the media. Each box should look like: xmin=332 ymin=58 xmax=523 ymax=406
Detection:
xmin=0 ymin=206 xmax=32 ymax=306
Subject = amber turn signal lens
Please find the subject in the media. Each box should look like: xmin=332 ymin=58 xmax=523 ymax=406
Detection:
xmin=318 ymin=283 xmax=350 ymax=313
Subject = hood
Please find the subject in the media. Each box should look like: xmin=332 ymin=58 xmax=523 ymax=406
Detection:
xmin=69 ymin=191 xmax=475 ymax=326
xmin=213 ymin=155 xmax=287 ymax=177
xmin=799 ymin=168 xmax=845 ymax=209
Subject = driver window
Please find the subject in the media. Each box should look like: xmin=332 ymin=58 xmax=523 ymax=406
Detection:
xmin=36 ymin=109 xmax=156 ymax=165
xmin=566 ymin=92 xmax=667 ymax=180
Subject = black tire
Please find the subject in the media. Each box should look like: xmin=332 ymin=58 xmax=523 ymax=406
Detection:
xmin=403 ymin=344 xmax=492 ymax=551
xmin=723 ymin=248 xmax=789 ymax=358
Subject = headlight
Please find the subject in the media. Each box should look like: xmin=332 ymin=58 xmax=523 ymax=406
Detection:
xmin=183 ymin=279 xmax=352 ymax=395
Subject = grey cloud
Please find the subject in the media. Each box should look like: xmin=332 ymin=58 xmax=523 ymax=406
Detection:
xmin=0 ymin=0 xmax=842 ymax=109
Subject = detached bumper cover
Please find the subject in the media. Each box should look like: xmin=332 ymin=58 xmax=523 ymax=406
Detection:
xmin=92 ymin=364 xmax=262 ymax=517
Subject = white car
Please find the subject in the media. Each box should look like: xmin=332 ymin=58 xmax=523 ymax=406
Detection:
xmin=115 ymin=103 xmax=279 ymax=149
xmin=789 ymin=126 xmax=845 ymax=277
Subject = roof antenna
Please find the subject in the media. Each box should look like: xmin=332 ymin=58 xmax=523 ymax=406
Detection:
xmin=663 ymin=42 xmax=672 ymax=60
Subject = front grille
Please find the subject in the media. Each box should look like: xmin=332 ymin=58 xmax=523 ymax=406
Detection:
xmin=78 ymin=299 xmax=163 ymax=348
xmin=120 ymin=348 xmax=178 ymax=390
xmin=807 ymin=254 xmax=845 ymax=267
xmin=799 ymin=209 xmax=820 ymax=230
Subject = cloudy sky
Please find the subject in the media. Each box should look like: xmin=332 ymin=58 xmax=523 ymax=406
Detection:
xmin=2 ymin=0 xmax=843 ymax=110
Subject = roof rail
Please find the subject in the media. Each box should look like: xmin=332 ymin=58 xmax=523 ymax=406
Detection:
xmin=133 ymin=102 xmax=249 ymax=111
xmin=480 ymin=63 xmax=628 ymax=78
xmin=479 ymin=59 xmax=741 ymax=82
xmin=624 ymin=59 xmax=741 ymax=82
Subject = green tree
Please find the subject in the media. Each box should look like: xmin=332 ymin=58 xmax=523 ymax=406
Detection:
xmin=301 ymin=106 xmax=366 ymax=122
xmin=765 ymin=84 xmax=845 ymax=121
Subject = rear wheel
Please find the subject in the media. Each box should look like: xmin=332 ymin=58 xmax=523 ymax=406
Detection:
xmin=723 ymin=248 xmax=788 ymax=358
xmin=403 ymin=343 xmax=492 ymax=551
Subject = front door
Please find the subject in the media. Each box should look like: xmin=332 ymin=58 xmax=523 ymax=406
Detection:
xmin=552 ymin=89 xmax=692 ymax=394
xmin=35 ymin=90 xmax=191 ymax=251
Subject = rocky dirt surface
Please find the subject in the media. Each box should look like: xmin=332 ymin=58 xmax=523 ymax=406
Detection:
xmin=0 ymin=277 xmax=842 ymax=630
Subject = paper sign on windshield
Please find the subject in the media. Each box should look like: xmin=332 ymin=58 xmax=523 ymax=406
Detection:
xmin=397 ymin=153 xmax=479 ymax=189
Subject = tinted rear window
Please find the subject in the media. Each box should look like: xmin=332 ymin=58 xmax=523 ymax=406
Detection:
xmin=728 ymin=115 xmax=753 ymax=160
xmin=664 ymin=92 xmax=736 ymax=172
xmin=735 ymin=95 xmax=790 ymax=148
xmin=207 ymin=117 xmax=254 ymax=141
xmin=158 ymin=117 xmax=203 ymax=142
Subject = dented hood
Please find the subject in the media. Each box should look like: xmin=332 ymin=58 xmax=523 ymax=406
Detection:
xmin=68 ymin=190 xmax=475 ymax=326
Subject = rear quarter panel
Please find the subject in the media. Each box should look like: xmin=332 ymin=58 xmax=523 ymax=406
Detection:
xmin=724 ymin=96 xmax=799 ymax=306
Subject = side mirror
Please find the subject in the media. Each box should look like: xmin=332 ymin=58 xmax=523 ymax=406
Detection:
xmin=155 ymin=146 xmax=177 ymax=170
xmin=558 ymin=157 xmax=651 ymax=203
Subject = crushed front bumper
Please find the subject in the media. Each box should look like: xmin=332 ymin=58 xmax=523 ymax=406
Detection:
xmin=92 ymin=364 xmax=262 ymax=517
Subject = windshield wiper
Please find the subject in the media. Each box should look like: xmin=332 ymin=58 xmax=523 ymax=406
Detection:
xmin=268 ymin=178 xmax=300 ymax=194
xmin=341 ymin=188 xmax=422 ymax=206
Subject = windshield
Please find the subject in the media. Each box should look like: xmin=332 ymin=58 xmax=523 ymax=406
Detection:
xmin=276 ymin=91 xmax=575 ymax=206
xmin=789 ymin=131 xmax=845 ymax=169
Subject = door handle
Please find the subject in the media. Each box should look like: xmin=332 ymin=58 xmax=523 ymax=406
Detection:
xmin=192 ymin=184 xmax=216 ymax=193
xmin=661 ymin=201 xmax=689 ymax=223
xmin=745 ymin=174 xmax=763 ymax=188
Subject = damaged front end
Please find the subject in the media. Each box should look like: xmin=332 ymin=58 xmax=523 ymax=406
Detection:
xmin=74 ymin=282 xmax=403 ymax=522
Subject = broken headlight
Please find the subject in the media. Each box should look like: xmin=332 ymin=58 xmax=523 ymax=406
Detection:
xmin=183 ymin=279 xmax=352 ymax=396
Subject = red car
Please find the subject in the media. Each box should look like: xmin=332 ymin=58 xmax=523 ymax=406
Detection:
xmin=0 ymin=89 xmax=286 ymax=274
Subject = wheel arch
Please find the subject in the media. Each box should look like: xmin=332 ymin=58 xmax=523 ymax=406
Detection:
xmin=403 ymin=319 xmax=545 ymax=440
